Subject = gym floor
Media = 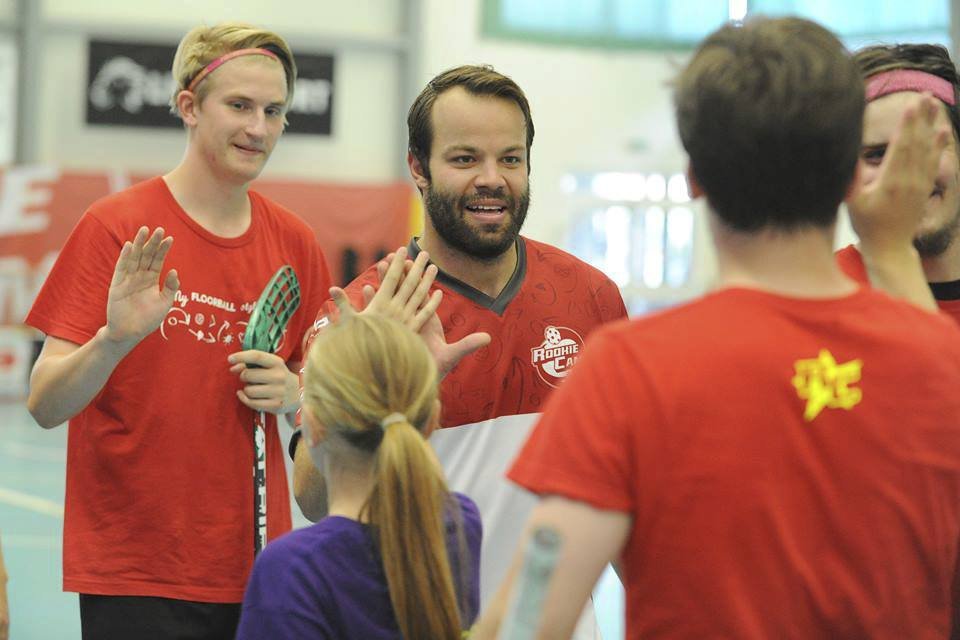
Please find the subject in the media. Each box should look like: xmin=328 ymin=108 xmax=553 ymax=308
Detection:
xmin=1 ymin=405 xmax=624 ymax=639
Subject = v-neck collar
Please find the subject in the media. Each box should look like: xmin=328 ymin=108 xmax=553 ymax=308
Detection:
xmin=407 ymin=237 xmax=527 ymax=315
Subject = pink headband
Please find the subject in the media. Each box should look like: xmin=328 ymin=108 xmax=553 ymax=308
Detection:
xmin=865 ymin=69 xmax=956 ymax=106
xmin=186 ymin=48 xmax=280 ymax=93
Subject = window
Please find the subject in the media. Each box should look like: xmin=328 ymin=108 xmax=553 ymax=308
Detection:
xmin=749 ymin=0 xmax=948 ymax=39
xmin=482 ymin=0 xmax=731 ymax=49
xmin=565 ymin=172 xmax=699 ymax=313
xmin=482 ymin=0 xmax=950 ymax=49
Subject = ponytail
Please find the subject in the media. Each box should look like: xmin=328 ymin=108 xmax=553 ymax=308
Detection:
xmin=366 ymin=419 xmax=462 ymax=640
xmin=302 ymin=313 xmax=471 ymax=638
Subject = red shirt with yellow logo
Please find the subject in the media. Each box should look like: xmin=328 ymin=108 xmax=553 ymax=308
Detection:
xmin=510 ymin=286 xmax=960 ymax=639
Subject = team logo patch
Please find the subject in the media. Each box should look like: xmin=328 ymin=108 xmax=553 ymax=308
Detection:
xmin=791 ymin=348 xmax=863 ymax=422
xmin=531 ymin=325 xmax=584 ymax=388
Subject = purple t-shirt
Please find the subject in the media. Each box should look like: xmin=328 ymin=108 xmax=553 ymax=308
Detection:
xmin=236 ymin=492 xmax=482 ymax=639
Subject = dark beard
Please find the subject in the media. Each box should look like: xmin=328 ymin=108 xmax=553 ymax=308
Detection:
xmin=914 ymin=209 xmax=960 ymax=258
xmin=424 ymin=184 xmax=530 ymax=261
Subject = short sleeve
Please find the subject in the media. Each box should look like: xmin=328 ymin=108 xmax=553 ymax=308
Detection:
xmin=286 ymin=233 xmax=333 ymax=365
xmin=508 ymin=327 xmax=642 ymax=513
xmin=25 ymin=212 xmax=120 ymax=344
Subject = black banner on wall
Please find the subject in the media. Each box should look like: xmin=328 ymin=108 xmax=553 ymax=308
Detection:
xmin=85 ymin=39 xmax=334 ymax=135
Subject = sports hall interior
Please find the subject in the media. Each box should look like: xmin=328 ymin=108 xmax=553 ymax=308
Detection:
xmin=0 ymin=1 xmax=953 ymax=638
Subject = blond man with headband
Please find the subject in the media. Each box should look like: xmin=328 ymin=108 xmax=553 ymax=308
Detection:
xmin=838 ymin=44 xmax=960 ymax=321
xmin=25 ymin=22 xmax=332 ymax=639
xmin=237 ymin=311 xmax=481 ymax=640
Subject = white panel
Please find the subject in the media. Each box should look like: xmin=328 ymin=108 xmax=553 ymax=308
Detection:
xmin=0 ymin=36 xmax=15 ymax=165
xmin=0 ymin=0 xmax=14 ymax=23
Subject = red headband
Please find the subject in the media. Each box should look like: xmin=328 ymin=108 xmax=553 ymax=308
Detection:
xmin=865 ymin=69 xmax=956 ymax=106
xmin=186 ymin=47 xmax=280 ymax=93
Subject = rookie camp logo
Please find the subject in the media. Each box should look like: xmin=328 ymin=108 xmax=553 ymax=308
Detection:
xmin=531 ymin=325 xmax=584 ymax=388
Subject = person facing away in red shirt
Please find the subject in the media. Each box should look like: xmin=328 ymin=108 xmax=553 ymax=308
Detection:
xmin=475 ymin=16 xmax=960 ymax=640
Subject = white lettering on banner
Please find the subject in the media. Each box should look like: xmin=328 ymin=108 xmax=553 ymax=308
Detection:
xmin=88 ymin=57 xmax=173 ymax=113
xmin=0 ymin=165 xmax=57 ymax=236
xmin=291 ymin=78 xmax=332 ymax=115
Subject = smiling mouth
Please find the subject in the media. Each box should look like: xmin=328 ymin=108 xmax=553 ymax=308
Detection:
xmin=233 ymin=143 xmax=263 ymax=154
xmin=465 ymin=203 xmax=508 ymax=217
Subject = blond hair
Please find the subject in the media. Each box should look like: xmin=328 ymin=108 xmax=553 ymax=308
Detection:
xmin=169 ymin=22 xmax=296 ymax=116
xmin=303 ymin=314 xmax=466 ymax=640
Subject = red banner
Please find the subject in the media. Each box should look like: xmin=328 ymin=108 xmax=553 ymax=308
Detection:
xmin=0 ymin=166 xmax=414 ymax=326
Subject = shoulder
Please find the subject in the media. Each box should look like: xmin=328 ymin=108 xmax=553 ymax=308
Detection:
xmin=249 ymin=190 xmax=319 ymax=241
xmin=522 ymin=236 xmax=606 ymax=279
xmin=453 ymin=492 xmax=481 ymax=529
xmin=260 ymin=519 xmax=353 ymax=559
xmin=255 ymin=519 xmax=366 ymax=581
xmin=521 ymin=236 xmax=627 ymax=314
xmin=85 ymin=176 xmax=166 ymax=224
xmin=342 ymin=262 xmax=382 ymax=295
xmin=863 ymin=288 xmax=960 ymax=339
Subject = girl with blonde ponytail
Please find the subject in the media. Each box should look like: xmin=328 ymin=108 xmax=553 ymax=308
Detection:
xmin=237 ymin=312 xmax=481 ymax=640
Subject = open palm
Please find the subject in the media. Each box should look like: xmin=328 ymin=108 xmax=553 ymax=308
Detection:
xmin=105 ymin=226 xmax=180 ymax=345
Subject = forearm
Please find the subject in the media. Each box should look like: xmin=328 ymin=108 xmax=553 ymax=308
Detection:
xmin=27 ymin=329 xmax=137 ymax=428
xmin=859 ymin=241 xmax=937 ymax=312
xmin=293 ymin=436 xmax=329 ymax=522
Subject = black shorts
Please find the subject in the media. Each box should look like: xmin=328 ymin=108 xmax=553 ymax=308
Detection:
xmin=79 ymin=594 xmax=241 ymax=640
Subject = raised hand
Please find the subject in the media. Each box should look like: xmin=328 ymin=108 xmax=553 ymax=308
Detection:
xmin=371 ymin=249 xmax=490 ymax=378
xmin=847 ymin=93 xmax=950 ymax=252
xmin=105 ymin=226 xmax=180 ymax=346
xmin=361 ymin=247 xmax=443 ymax=330
xmin=417 ymin=310 xmax=490 ymax=379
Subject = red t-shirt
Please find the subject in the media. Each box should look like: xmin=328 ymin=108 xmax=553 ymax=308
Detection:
xmin=510 ymin=286 xmax=960 ymax=639
xmin=25 ymin=177 xmax=330 ymax=602
xmin=836 ymin=243 xmax=960 ymax=323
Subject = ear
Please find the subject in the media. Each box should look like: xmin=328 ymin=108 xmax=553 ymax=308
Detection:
xmin=176 ymin=90 xmax=200 ymax=127
xmin=407 ymin=151 xmax=431 ymax=191
xmin=685 ymin=162 xmax=704 ymax=200
xmin=421 ymin=399 xmax=441 ymax=439
xmin=302 ymin=405 xmax=328 ymax=448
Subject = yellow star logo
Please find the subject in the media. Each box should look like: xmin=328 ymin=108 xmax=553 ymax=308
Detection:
xmin=791 ymin=349 xmax=863 ymax=422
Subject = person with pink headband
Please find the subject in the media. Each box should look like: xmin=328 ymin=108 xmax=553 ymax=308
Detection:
xmin=838 ymin=44 xmax=960 ymax=324
xmin=24 ymin=22 xmax=332 ymax=640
